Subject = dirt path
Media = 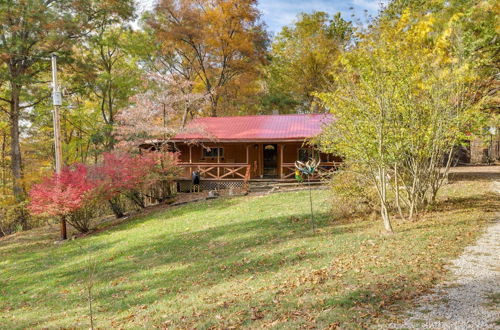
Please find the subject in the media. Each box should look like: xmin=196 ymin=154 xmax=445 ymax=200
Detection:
xmin=392 ymin=181 xmax=500 ymax=329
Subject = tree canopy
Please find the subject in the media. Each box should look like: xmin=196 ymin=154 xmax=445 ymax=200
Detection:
xmin=0 ymin=0 xmax=497 ymax=235
xmin=264 ymin=12 xmax=353 ymax=114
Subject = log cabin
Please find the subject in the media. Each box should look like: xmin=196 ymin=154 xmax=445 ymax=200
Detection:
xmin=167 ymin=114 xmax=340 ymax=190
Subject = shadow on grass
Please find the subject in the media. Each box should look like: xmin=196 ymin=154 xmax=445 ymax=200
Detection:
xmin=1 ymin=197 xmax=373 ymax=326
xmin=8 ymin=184 xmax=494 ymax=328
xmin=393 ymin=191 xmax=498 ymax=235
xmin=0 ymin=197 xmax=245 ymax=269
xmin=449 ymin=172 xmax=500 ymax=181
xmin=431 ymin=191 xmax=499 ymax=213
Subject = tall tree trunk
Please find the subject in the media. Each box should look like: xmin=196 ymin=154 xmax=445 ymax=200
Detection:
xmin=376 ymin=105 xmax=393 ymax=233
xmin=9 ymin=86 xmax=25 ymax=201
xmin=381 ymin=200 xmax=392 ymax=233
xmin=209 ymin=94 xmax=218 ymax=117
xmin=181 ymin=103 xmax=190 ymax=129
xmin=210 ymin=106 xmax=217 ymax=117
xmin=106 ymin=82 xmax=115 ymax=150
xmin=1 ymin=131 xmax=6 ymax=195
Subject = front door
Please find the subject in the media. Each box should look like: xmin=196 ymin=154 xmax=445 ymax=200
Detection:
xmin=263 ymin=144 xmax=278 ymax=177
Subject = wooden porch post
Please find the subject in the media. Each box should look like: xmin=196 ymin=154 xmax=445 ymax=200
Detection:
xmin=217 ymin=144 xmax=220 ymax=179
xmin=246 ymin=144 xmax=250 ymax=164
xmin=258 ymin=144 xmax=263 ymax=178
xmin=245 ymin=144 xmax=251 ymax=180
xmin=189 ymin=145 xmax=192 ymax=177
xmin=279 ymin=144 xmax=284 ymax=178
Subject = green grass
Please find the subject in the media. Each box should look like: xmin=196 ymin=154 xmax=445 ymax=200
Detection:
xmin=0 ymin=181 xmax=497 ymax=329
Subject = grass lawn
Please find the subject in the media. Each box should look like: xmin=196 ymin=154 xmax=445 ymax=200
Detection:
xmin=0 ymin=180 xmax=498 ymax=329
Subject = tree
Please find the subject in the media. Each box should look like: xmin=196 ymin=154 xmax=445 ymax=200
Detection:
xmin=382 ymin=0 xmax=499 ymax=114
xmin=28 ymin=150 xmax=178 ymax=230
xmin=115 ymin=73 xmax=207 ymax=150
xmin=0 ymin=115 xmax=8 ymax=196
xmin=87 ymin=151 xmax=179 ymax=216
xmin=0 ymin=0 xmax=134 ymax=200
xmin=146 ymin=0 xmax=269 ymax=117
xmin=78 ymin=25 xmax=142 ymax=150
xmin=28 ymin=164 xmax=95 ymax=230
xmin=317 ymin=8 xmax=481 ymax=231
xmin=264 ymin=12 xmax=353 ymax=114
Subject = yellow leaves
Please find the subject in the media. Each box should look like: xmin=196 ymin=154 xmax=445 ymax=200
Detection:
xmin=416 ymin=81 xmax=426 ymax=90
xmin=433 ymin=12 xmax=465 ymax=61
xmin=411 ymin=15 xmax=437 ymax=41
xmin=449 ymin=12 xmax=465 ymax=23
xmin=382 ymin=5 xmax=470 ymax=70
xmin=396 ymin=9 xmax=412 ymax=32
xmin=393 ymin=8 xmax=436 ymax=45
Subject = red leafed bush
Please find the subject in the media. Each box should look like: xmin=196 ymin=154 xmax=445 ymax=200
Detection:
xmin=89 ymin=152 xmax=157 ymax=201
xmin=29 ymin=151 xmax=180 ymax=227
xmin=139 ymin=151 xmax=181 ymax=204
xmin=87 ymin=151 xmax=179 ymax=215
xmin=144 ymin=151 xmax=180 ymax=178
xmin=28 ymin=164 xmax=95 ymax=217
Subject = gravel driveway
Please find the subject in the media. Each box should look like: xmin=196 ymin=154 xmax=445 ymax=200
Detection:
xmin=390 ymin=181 xmax=500 ymax=329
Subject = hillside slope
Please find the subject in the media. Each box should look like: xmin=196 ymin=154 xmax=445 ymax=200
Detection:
xmin=0 ymin=183 xmax=497 ymax=328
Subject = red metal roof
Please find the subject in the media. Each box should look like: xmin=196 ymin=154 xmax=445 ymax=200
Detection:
xmin=172 ymin=114 xmax=333 ymax=142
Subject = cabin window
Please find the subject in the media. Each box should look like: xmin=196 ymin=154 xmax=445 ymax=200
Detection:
xmin=202 ymin=147 xmax=224 ymax=158
xmin=298 ymin=148 xmax=319 ymax=162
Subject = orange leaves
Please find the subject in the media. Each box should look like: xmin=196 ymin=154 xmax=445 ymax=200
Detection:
xmin=250 ymin=307 xmax=264 ymax=320
xmin=110 ymin=276 xmax=128 ymax=287
xmin=148 ymin=0 xmax=268 ymax=116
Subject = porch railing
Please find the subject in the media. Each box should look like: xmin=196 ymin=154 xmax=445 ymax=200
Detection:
xmin=178 ymin=162 xmax=251 ymax=180
xmin=178 ymin=161 xmax=340 ymax=181
xmin=281 ymin=162 xmax=341 ymax=179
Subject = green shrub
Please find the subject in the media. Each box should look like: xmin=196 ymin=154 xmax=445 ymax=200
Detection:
xmin=0 ymin=201 xmax=34 ymax=236
xmin=330 ymin=167 xmax=378 ymax=219
xmin=66 ymin=199 xmax=109 ymax=233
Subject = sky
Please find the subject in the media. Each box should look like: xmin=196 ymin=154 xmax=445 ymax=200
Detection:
xmin=136 ymin=0 xmax=386 ymax=35
xmin=258 ymin=0 xmax=384 ymax=34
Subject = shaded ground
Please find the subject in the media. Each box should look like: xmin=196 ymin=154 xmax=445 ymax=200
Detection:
xmin=0 ymin=181 xmax=498 ymax=329
xmin=449 ymin=165 xmax=500 ymax=181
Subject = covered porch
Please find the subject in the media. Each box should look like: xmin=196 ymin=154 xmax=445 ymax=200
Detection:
xmin=174 ymin=141 xmax=340 ymax=181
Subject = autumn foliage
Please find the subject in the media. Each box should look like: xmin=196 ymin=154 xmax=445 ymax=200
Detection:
xmin=90 ymin=152 xmax=157 ymax=200
xmin=28 ymin=151 xmax=178 ymax=232
xmin=148 ymin=0 xmax=268 ymax=117
xmin=29 ymin=164 xmax=95 ymax=218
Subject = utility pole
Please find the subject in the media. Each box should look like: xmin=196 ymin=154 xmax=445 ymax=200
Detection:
xmin=51 ymin=53 xmax=67 ymax=240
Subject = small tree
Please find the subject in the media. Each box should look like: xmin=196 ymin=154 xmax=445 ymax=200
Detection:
xmin=142 ymin=151 xmax=181 ymax=203
xmin=88 ymin=152 xmax=156 ymax=216
xmin=115 ymin=73 xmax=207 ymax=151
xmin=29 ymin=164 xmax=96 ymax=233
xmin=317 ymin=11 xmax=480 ymax=231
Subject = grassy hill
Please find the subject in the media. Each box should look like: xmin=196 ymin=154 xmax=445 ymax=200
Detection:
xmin=0 ymin=181 xmax=497 ymax=329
